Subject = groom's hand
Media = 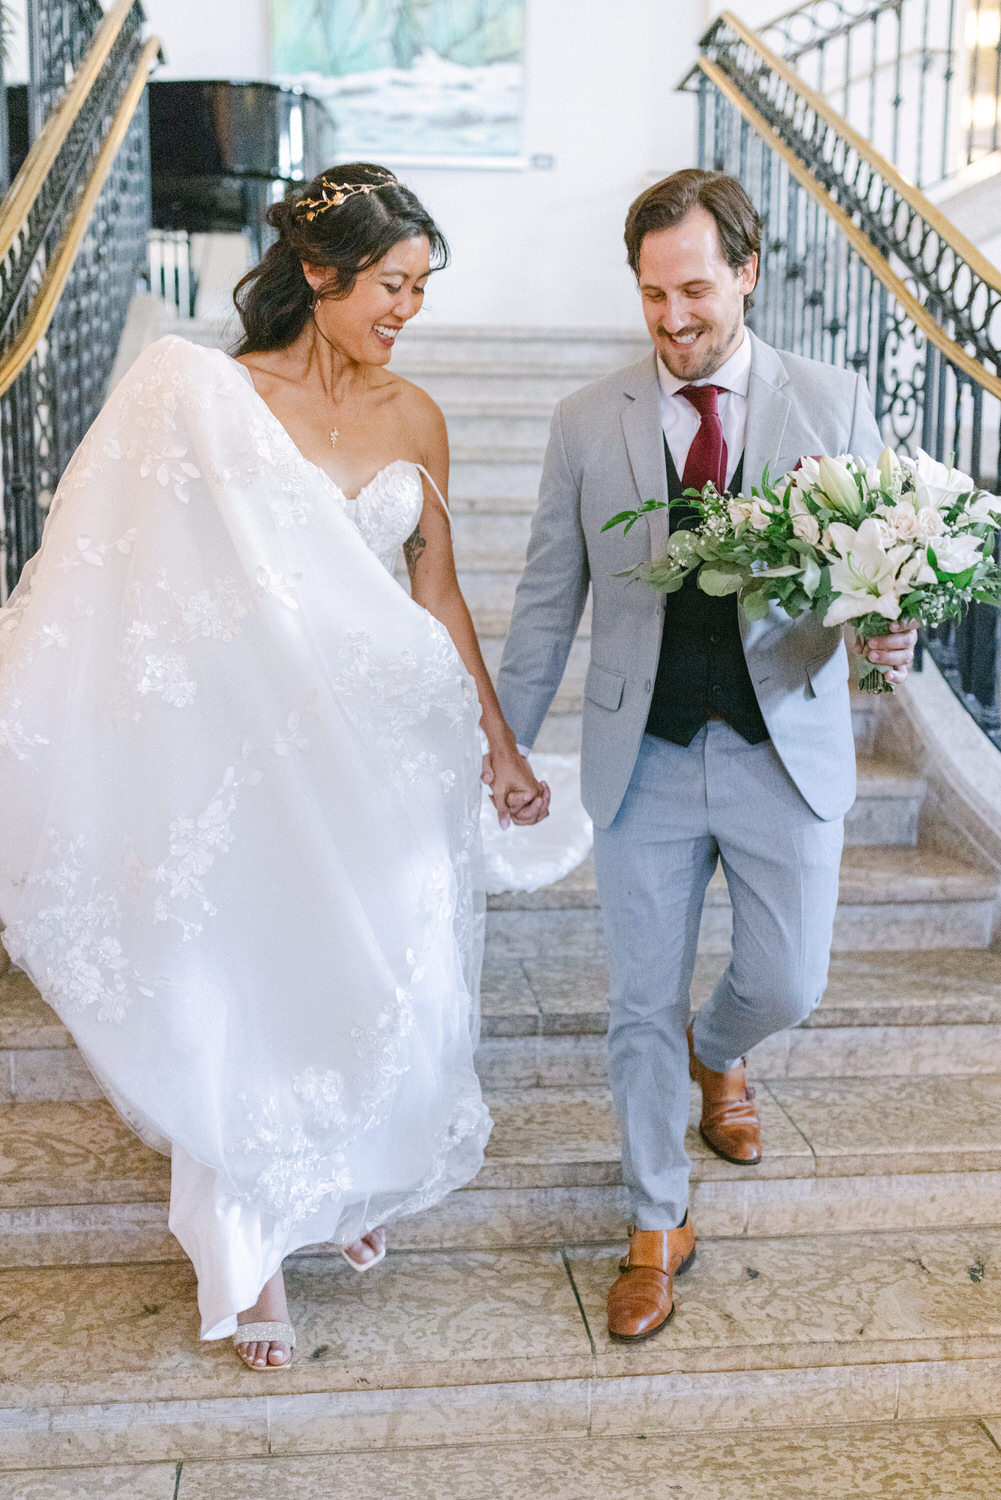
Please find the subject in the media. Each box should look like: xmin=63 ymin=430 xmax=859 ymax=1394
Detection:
xmin=482 ymin=750 xmax=551 ymax=828
xmin=856 ymin=620 xmax=918 ymax=685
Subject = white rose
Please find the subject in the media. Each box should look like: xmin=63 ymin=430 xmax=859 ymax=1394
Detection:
xmin=880 ymin=501 xmax=921 ymax=541
xmin=916 ymin=507 xmax=944 ymax=539
xmin=869 ymin=515 xmax=898 ymax=548
xmin=747 ymin=498 xmax=776 ymax=531
xmin=728 ymin=498 xmax=754 ymax=527
xmin=792 ymin=510 xmax=821 ymax=545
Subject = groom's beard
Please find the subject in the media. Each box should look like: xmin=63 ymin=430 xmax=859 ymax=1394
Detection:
xmin=656 ymin=308 xmax=744 ymax=382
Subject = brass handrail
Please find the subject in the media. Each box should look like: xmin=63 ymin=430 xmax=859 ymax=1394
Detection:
xmin=0 ymin=0 xmax=147 ymax=266
xmin=694 ymin=51 xmax=1001 ymax=403
xmin=0 ymin=35 xmax=162 ymax=398
xmin=714 ymin=9 xmax=1001 ymax=295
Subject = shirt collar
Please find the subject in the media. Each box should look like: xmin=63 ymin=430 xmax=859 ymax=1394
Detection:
xmin=656 ymin=327 xmax=752 ymax=402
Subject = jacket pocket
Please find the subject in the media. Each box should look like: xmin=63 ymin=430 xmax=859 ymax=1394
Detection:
xmin=584 ymin=660 xmax=626 ymax=712
xmin=806 ymin=646 xmax=849 ymax=698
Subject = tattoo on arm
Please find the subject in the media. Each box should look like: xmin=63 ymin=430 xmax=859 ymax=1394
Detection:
xmin=403 ymin=523 xmax=426 ymax=581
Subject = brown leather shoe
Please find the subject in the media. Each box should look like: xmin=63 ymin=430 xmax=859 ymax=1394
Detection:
xmin=688 ymin=1022 xmax=762 ymax=1164
xmin=606 ymin=1220 xmax=697 ymax=1343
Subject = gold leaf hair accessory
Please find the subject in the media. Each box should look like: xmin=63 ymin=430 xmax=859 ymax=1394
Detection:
xmin=295 ymin=170 xmax=400 ymax=221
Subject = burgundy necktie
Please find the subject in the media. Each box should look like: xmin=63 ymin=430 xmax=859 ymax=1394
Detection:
xmin=679 ymin=383 xmax=727 ymax=493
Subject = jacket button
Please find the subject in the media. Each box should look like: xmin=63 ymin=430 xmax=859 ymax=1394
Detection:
xmin=643 ymin=679 xmax=652 ymax=692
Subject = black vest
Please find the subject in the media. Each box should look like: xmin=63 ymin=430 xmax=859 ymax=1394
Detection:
xmin=645 ymin=442 xmax=769 ymax=747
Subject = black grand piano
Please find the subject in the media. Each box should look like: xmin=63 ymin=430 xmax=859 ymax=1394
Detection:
xmin=147 ymin=80 xmax=336 ymax=255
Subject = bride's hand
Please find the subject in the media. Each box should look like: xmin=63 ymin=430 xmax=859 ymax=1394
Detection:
xmin=481 ymin=749 xmax=551 ymax=829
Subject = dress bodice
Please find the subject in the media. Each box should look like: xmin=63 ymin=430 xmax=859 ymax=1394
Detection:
xmin=326 ymin=459 xmax=424 ymax=574
xmin=226 ymin=356 xmax=427 ymax=575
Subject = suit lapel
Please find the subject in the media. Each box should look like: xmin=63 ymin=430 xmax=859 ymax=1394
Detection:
xmin=738 ymin=333 xmax=793 ymax=653
xmin=619 ymin=354 xmax=670 ymax=560
xmin=743 ymin=331 xmax=791 ymax=495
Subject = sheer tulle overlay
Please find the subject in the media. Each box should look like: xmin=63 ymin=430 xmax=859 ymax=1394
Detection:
xmin=0 ymin=338 xmax=531 ymax=1339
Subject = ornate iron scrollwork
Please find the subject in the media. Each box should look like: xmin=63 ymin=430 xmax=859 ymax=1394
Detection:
xmin=0 ymin=1 xmax=152 ymax=599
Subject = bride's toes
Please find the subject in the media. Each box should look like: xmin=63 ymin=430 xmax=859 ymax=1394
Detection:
xmin=340 ymin=1225 xmax=387 ymax=1269
xmin=267 ymin=1340 xmax=292 ymax=1367
xmin=234 ymin=1337 xmax=261 ymax=1370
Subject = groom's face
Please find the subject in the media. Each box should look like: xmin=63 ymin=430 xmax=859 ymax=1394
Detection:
xmin=637 ymin=207 xmax=758 ymax=381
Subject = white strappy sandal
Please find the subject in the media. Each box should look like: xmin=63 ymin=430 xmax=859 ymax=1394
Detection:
xmin=233 ymin=1321 xmax=296 ymax=1369
xmin=338 ymin=1228 xmax=387 ymax=1272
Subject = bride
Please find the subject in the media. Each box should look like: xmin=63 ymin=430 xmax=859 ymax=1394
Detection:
xmin=0 ymin=163 xmax=584 ymax=1370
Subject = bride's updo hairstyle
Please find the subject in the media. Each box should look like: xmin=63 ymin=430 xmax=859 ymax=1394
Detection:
xmin=234 ymin=162 xmax=449 ymax=353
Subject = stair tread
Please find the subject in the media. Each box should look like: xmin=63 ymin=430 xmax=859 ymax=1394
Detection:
xmin=5 ymin=1071 xmax=1001 ymax=1211
xmin=41 ymin=1422 xmax=1001 ymax=1499
xmin=2 ymin=1224 xmax=998 ymax=1410
xmin=6 ymin=943 xmax=999 ymax=1062
xmin=490 ymin=947 xmax=1001 ymax=1036
xmin=488 ymin=844 xmax=999 ymax=911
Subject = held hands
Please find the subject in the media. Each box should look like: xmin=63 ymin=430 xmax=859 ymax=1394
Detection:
xmin=856 ymin=620 xmax=918 ymax=684
xmin=481 ymin=746 xmax=551 ymax=829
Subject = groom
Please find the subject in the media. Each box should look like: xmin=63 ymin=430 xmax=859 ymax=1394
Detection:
xmin=497 ymin=170 xmax=916 ymax=1342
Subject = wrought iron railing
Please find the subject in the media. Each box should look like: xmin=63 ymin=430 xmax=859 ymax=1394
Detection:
xmin=0 ymin=0 xmax=159 ymax=599
xmin=758 ymin=0 xmax=1001 ymax=189
xmin=687 ymin=10 xmax=1001 ymax=744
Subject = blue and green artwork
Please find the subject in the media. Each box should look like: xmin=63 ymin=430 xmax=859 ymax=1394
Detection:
xmin=272 ymin=0 xmax=525 ymax=160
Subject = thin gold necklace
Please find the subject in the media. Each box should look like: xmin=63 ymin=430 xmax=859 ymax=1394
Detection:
xmin=310 ymin=309 xmax=352 ymax=450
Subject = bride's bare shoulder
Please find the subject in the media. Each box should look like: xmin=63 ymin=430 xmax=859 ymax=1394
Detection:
xmin=385 ymin=370 xmax=446 ymax=439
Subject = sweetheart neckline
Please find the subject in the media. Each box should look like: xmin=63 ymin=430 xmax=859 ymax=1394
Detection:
xmin=224 ymin=352 xmax=420 ymax=504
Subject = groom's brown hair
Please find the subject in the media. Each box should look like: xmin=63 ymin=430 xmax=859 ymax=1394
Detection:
xmin=624 ymin=169 xmax=761 ymax=311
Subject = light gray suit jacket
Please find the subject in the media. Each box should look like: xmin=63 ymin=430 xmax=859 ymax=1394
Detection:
xmin=496 ymin=331 xmax=884 ymax=829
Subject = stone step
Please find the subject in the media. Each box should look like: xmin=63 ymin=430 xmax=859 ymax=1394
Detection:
xmin=487 ymin=842 xmax=997 ymax=930
xmin=444 ymin=403 xmax=555 ymax=449
xmin=7 ymin=981 xmax=1001 ymax=1105
xmin=449 ymin=449 xmax=543 ymax=501
xmin=404 ymin=363 xmax=596 ymax=407
xmin=6 ymin=949 xmax=997 ymax=1067
xmin=3 ymin=1072 xmax=1000 ymax=1268
xmin=22 ymin=1420 xmax=1001 ymax=1497
xmin=2 ymin=1225 xmax=999 ymax=1467
xmin=480 ymin=948 xmax=1001 ymax=1039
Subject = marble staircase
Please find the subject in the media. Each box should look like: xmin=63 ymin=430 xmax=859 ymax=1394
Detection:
xmin=3 ymin=325 xmax=1001 ymax=1494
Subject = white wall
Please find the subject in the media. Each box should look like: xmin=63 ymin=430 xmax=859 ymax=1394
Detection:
xmin=141 ymin=0 xmax=744 ymax=328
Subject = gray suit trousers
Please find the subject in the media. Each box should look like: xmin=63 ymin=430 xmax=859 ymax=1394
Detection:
xmin=593 ymin=723 xmax=844 ymax=1230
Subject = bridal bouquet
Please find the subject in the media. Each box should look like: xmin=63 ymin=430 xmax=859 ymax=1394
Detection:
xmin=603 ymin=447 xmax=1001 ymax=692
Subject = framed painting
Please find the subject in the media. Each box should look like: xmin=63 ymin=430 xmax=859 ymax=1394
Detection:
xmin=272 ymin=0 xmax=526 ymax=165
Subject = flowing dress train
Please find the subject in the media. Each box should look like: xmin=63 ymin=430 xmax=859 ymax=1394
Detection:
xmin=0 ymin=336 xmax=592 ymax=1335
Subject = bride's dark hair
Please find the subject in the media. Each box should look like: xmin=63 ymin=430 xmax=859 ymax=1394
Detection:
xmin=233 ymin=162 xmax=449 ymax=353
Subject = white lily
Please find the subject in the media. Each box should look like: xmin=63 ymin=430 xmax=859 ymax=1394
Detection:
xmin=929 ymin=532 xmax=984 ymax=574
xmin=822 ymin=517 xmax=928 ymax=626
xmin=876 ymin=446 xmax=903 ymax=499
xmin=968 ymin=489 xmax=1001 ymax=526
xmin=793 ymin=455 xmax=822 ymax=487
xmin=905 ymin=448 xmax=975 ymax=512
xmin=817 ymin=456 xmax=863 ymax=518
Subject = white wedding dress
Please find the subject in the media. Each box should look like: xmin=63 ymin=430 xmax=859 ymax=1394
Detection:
xmin=0 ymin=336 xmax=590 ymax=1338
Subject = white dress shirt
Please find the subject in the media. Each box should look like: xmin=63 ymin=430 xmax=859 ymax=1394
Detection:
xmin=656 ymin=329 xmax=751 ymax=492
